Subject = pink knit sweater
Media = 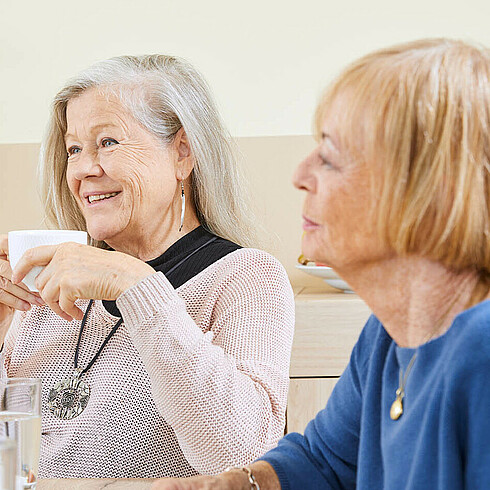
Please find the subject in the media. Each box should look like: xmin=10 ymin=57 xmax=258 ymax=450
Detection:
xmin=2 ymin=248 xmax=295 ymax=478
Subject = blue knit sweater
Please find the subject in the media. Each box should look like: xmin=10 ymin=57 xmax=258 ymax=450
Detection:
xmin=260 ymin=300 xmax=490 ymax=489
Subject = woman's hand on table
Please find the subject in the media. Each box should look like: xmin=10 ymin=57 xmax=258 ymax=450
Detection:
xmin=0 ymin=235 xmax=44 ymax=330
xmin=150 ymin=472 xmax=245 ymax=490
xmin=151 ymin=462 xmax=280 ymax=490
xmin=10 ymin=242 xmax=155 ymax=322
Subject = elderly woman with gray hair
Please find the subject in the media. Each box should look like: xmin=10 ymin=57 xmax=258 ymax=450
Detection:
xmin=0 ymin=55 xmax=295 ymax=479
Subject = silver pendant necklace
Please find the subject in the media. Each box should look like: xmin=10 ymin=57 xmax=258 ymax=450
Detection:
xmin=48 ymin=300 xmax=123 ymax=420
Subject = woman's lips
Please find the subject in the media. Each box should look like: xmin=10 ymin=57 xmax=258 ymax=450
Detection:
xmin=302 ymin=216 xmax=320 ymax=231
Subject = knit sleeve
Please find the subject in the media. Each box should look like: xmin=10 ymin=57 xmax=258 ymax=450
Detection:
xmin=1 ymin=310 xmax=26 ymax=378
xmin=115 ymin=249 xmax=295 ymax=475
xmin=258 ymin=317 xmax=379 ymax=490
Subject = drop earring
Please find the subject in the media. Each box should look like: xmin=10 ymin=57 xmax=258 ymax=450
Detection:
xmin=179 ymin=181 xmax=185 ymax=232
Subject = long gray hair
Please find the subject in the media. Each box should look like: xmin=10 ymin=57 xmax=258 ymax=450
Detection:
xmin=40 ymin=54 xmax=257 ymax=248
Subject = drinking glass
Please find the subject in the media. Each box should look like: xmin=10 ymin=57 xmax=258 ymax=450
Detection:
xmin=0 ymin=438 xmax=16 ymax=490
xmin=0 ymin=379 xmax=41 ymax=489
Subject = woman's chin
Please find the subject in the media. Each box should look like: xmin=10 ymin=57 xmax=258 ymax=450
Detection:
xmin=302 ymin=239 xmax=328 ymax=264
xmin=86 ymin=225 xmax=119 ymax=243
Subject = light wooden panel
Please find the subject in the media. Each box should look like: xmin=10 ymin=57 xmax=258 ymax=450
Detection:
xmin=287 ymin=378 xmax=338 ymax=434
xmin=237 ymin=135 xmax=316 ymax=286
xmin=291 ymin=287 xmax=371 ymax=377
xmin=0 ymin=143 xmax=45 ymax=234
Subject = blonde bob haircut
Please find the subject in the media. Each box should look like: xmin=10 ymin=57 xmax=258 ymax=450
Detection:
xmin=40 ymin=55 xmax=257 ymax=248
xmin=316 ymin=38 xmax=490 ymax=302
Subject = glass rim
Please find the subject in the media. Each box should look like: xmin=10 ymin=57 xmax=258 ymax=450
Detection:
xmin=0 ymin=378 xmax=42 ymax=386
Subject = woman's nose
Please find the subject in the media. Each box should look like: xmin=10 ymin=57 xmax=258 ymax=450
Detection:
xmin=293 ymin=152 xmax=316 ymax=192
xmin=71 ymin=150 xmax=104 ymax=180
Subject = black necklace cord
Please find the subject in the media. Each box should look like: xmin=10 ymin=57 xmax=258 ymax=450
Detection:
xmin=165 ymin=237 xmax=217 ymax=277
xmin=73 ymin=235 xmax=217 ymax=377
xmin=74 ymin=299 xmax=123 ymax=375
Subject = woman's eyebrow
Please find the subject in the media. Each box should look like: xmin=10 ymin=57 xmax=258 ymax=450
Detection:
xmin=64 ymin=123 xmax=120 ymax=141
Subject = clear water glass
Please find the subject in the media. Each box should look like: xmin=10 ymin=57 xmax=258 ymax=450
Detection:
xmin=0 ymin=438 xmax=16 ymax=490
xmin=0 ymin=379 xmax=41 ymax=489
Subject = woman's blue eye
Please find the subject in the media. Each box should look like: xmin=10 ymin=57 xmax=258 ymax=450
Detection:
xmin=101 ymin=138 xmax=119 ymax=148
xmin=67 ymin=146 xmax=81 ymax=156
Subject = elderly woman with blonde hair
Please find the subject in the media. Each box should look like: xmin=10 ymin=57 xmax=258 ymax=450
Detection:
xmin=0 ymin=55 xmax=295 ymax=479
xmin=153 ymin=38 xmax=490 ymax=489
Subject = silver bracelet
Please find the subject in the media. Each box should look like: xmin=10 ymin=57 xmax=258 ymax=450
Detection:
xmin=224 ymin=466 xmax=261 ymax=490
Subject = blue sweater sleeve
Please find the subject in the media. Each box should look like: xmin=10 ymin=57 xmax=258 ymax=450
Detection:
xmin=451 ymin=318 xmax=490 ymax=489
xmin=462 ymin=365 xmax=490 ymax=488
xmin=259 ymin=317 xmax=379 ymax=490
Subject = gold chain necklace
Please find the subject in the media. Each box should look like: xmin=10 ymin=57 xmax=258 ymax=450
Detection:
xmin=389 ymin=292 xmax=465 ymax=421
xmin=390 ymin=351 xmax=417 ymax=420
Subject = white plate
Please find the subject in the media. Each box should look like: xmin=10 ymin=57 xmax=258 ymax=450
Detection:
xmin=296 ymin=264 xmax=353 ymax=293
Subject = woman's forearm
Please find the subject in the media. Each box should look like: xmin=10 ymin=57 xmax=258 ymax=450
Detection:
xmin=241 ymin=462 xmax=281 ymax=490
xmin=117 ymin=264 xmax=294 ymax=474
xmin=119 ymin=294 xmax=292 ymax=472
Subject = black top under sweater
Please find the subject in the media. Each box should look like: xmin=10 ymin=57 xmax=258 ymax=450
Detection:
xmin=102 ymin=226 xmax=241 ymax=317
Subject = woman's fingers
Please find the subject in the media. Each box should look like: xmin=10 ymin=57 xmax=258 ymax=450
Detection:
xmin=0 ymin=235 xmax=41 ymax=298
xmin=14 ymin=243 xmax=83 ymax=322
xmin=46 ymin=300 xmax=73 ymax=323
xmin=0 ymin=260 xmax=44 ymax=307
xmin=40 ymin=280 xmax=74 ymax=322
xmin=35 ymin=264 xmax=82 ymax=321
xmin=41 ymin=276 xmax=79 ymax=322
xmin=16 ymin=281 xmax=43 ymax=302
xmin=58 ymin=291 xmax=84 ymax=321
xmin=0 ymin=234 xmax=8 ymax=257
xmin=6 ymin=282 xmax=44 ymax=307
xmin=11 ymin=245 xmax=57 ymax=285
xmin=34 ymin=262 xmax=51 ymax=293
xmin=0 ymin=288 xmax=31 ymax=312
xmin=0 ymin=259 xmax=12 ymax=282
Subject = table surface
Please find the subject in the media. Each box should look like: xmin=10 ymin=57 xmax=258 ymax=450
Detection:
xmin=38 ymin=479 xmax=155 ymax=489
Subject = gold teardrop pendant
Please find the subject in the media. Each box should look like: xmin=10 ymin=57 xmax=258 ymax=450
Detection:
xmin=390 ymin=396 xmax=403 ymax=420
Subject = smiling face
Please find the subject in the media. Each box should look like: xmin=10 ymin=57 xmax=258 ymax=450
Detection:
xmin=65 ymin=88 xmax=191 ymax=255
xmin=294 ymin=100 xmax=391 ymax=273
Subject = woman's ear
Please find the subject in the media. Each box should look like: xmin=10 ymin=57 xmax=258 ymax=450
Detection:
xmin=173 ymin=127 xmax=194 ymax=180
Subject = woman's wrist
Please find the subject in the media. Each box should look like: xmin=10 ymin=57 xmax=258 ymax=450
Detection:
xmin=115 ymin=258 xmax=156 ymax=297
xmin=220 ymin=462 xmax=280 ymax=490
xmin=221 ymin=467 xmax=257 ymax=489
xmin=224 ymin=466 xmax=260 ymax=489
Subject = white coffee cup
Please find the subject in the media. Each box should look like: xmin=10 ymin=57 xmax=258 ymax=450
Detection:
xmin=8 ymin=230 xmax=88 ymax=292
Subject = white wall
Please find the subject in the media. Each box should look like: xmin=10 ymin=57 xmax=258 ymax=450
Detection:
xmin=1 ymin=0 xmax=489 ymax=143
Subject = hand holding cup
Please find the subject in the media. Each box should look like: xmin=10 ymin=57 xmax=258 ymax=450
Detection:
xmin=10 ymin=233 xmax=155 ymax=323
xmin=0 ymin=235 xmax=44 ymax=332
